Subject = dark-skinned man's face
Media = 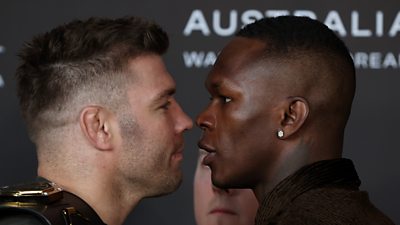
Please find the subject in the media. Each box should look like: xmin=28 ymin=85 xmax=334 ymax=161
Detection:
xmin=197 ymin=37 xmax=286 ymax=189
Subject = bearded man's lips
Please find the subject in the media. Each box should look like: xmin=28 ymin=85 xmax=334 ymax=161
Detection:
xmin=172 ymin=143 xmax=184 ymax=161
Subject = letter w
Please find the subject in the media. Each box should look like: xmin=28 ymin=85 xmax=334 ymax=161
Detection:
xmin=183 ymin=51 xmax=205 ymax=68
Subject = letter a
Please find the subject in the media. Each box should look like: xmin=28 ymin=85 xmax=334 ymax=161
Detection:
xmin=183 ymin=10 xmax=211 ymax=36
xmin=389 ymin=11 xmax=400 ymax=37
xmin=324 ymin=11 xmax=347 ymax=37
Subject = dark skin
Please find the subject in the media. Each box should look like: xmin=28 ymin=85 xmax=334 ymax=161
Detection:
xmin=197 ymin=37 xmax=354 ymax=202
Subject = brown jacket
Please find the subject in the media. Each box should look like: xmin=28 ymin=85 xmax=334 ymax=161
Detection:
xmin=255 ymin=159 xmax=395 ymax=225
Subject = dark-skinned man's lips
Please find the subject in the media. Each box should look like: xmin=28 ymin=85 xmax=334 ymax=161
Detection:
xmin=198 ymin=142 xmax=217 ymax=166
xmin=198 ymin=141 xmax=216 ymax=153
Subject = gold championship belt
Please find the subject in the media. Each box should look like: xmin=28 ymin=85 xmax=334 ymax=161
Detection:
xmin=0 ymin=181 xmax=97 ymax=225
xmin=0 ymin=181 xmax=63 ymax=207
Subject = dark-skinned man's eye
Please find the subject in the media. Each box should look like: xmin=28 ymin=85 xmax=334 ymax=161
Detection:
xmin=222 ymin=96 xmax=232 ymax=104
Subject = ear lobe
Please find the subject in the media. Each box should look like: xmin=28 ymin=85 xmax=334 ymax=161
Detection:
xmin=80 ymin=106 xmax=114 ymax=151
xmin=279 ymin=97 xmax=309 ymax=139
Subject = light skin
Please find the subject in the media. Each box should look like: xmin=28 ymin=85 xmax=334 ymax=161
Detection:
xmin=197 ymin=37 xmax=351 ymax=202
xmin=194 ymin=149 xmax=258 ymax=225
xmin=37 ymin=54 xmax=193 ymax=225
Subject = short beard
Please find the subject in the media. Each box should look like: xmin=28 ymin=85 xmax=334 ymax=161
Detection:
xmin=117 ymin=111 xmax=182 ymax=198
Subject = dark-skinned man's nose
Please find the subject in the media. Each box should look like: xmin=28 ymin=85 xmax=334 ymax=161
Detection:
xmin=196 ymin=108 xmax=216 ymax=131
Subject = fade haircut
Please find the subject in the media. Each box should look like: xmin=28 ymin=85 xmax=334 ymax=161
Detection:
xmin=16 ymin=16 xmax=169 ymax=141
xmin=237 ymin=16 xmax=354 ymax=73
xmin=237 ymin=16 xmax=356 ymax=126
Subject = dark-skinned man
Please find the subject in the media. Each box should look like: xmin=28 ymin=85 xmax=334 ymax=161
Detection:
xmin=197 ymin=16 xmax=395 ymax=225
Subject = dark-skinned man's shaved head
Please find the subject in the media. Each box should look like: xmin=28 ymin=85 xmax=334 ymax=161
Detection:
xmin=196 ymin=16 xmax=394 ymax=225
xmin=233 ymin=16 xmax=357 ymax=159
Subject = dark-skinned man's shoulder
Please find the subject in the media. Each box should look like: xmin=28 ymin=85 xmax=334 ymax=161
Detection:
xmin=278 ymin=187 xmax=395 ymax=225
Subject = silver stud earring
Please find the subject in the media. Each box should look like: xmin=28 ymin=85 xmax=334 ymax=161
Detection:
xmin=277 ymin=129 xmax=284 ymax=139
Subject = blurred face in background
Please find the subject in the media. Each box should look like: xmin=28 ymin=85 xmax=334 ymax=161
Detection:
xmin=194 ymin=149 xmax=258 ymax=225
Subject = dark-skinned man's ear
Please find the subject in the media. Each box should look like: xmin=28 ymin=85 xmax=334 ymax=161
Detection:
xmin=277 ymin=97 xmax=309 ymax=139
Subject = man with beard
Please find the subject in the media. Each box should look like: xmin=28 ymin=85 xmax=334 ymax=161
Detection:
xmin=197 ymin=16 xmax=394 ymax=225
xmin=0 ymin=17 xmax=192 ymax=225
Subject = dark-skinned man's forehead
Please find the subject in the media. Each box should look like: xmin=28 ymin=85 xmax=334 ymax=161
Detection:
xmin=206 ymin=55 xmax=286 ymax=91
xmin=215 ymin=38 xmax=266 ymax=72
xmin=205 ymin=71 xmax=242 ymax=93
